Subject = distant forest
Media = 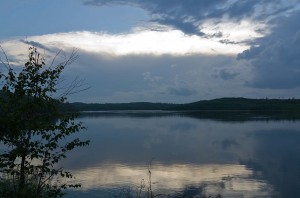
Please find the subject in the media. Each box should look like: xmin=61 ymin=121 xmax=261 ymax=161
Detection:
xmin=62 ymin=97 xmax=300 ymax=111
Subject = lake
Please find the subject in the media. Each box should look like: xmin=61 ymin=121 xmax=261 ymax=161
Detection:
xmin=62 ymin=111 xmax=300 ymax=198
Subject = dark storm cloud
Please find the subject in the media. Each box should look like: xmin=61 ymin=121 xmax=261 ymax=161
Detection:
xmin=151 ymin=17 xmax=205 ymax=36
xmin=212 ymin=69 xmax=239 ymax=80
xmin=83 ymin=0 xmax=291 ymax=35
xmin=84 ymin=0 xmax=221 ymax=35
xmin=61 ymin=50 xmax=235 ymax=102
xmin=238 ymin=11 xmax=300 ymax=89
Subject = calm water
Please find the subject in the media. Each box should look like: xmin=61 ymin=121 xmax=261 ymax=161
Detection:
xmin=62 ymin=111 xmax=300 ymax=198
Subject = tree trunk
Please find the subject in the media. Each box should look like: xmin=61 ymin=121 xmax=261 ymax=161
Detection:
xmin=19 ymin=153 xmax=26 ymax=192
xmin=19 ymin=132 xmax=31 ymax=193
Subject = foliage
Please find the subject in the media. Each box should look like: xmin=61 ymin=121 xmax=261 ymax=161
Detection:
xmin=0 ymin=46 xmax=89 ymax=197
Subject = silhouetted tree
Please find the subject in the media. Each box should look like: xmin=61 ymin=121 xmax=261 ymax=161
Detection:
xmin=0 ymin=46 xmax=89 ymax=197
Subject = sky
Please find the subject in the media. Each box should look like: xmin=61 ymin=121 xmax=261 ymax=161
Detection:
xmin=1 ymin=0 xmax=300 ymax=103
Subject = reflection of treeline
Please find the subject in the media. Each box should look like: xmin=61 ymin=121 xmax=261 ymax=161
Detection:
xmin=62 ymin=97 xmax=300 ymax=111
xmin=61 ymin=102 xmax=178 ymax=111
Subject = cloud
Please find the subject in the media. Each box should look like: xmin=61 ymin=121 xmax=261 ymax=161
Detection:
xmin=3 ymin=23 xmax=300 ymax=103
xmin=2 ymin=38 xmax=242 ymax=103
xmin=84 ymin=0 xmax=220 ymax=35
xmin=167 ymin=87 xmax=197 ymax=97
xmin=238 ymin=11 xmax=300 ymax=89
xmin=142 ymin=72 xmax=162 ymax=82
xmin=2 ymin=41 xmax=300 ymax=103
xmin=64 ymin=52 xmax=247 ymax=103
xmin=1 ymin=30 xmax=248 ymax=58
xmin=19 ymin=40 xmax=56 ymax=53
xmin=83 ymin=0 xmax=297 ymax=35
xmin=212 ymin=69 xmax=239 ymax=80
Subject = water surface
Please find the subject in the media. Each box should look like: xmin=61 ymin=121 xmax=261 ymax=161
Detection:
xmin=63 ymin=111 xmax=300 ymax=197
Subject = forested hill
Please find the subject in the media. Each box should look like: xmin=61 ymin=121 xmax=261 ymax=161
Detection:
xmin=170 ymin=97 xmax=300 ymax=111
xmin=64 ymin=97 xmax=300 ymax=111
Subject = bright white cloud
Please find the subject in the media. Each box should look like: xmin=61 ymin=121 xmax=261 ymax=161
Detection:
xmin=1 ymin=27 xmax=254 ymax=59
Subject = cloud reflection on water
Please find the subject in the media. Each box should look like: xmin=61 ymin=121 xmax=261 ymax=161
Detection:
xmin=69 ymin=163 xmax=274 ymax=197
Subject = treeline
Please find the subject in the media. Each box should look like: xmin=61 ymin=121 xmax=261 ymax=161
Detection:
xmin=170 ymin=97 xmax=300 ymax=111
xmin=63 ymin=97 xmax=300 ymax=111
